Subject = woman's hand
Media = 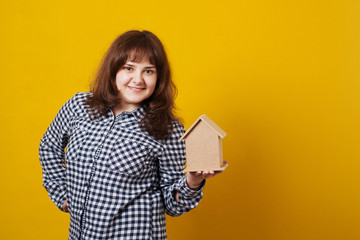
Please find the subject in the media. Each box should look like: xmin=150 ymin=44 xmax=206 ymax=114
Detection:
xmin=186 ymin=161 xmax=228 ymax=190
xmin=63 ymin=200 xmax=69 ymax=212
xmin=174 ymin=161 xmax=228 ymax=201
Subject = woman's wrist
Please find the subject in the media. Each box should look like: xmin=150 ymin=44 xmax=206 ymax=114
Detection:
xmin=186 ymin=175 xmax=204 ymax=190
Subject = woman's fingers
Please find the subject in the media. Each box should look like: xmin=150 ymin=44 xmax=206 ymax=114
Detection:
xmin=63 ymin=200 xmax=69 ymax=212
xmin=199 ymin=170 xmax=222 ymax=178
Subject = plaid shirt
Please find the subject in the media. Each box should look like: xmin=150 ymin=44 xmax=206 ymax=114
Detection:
xmin=39 ymin=92 xmax=204 ymax=240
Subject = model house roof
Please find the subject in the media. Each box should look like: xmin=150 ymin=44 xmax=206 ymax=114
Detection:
xmin=180 ymin=114 xmax=227 ymax=141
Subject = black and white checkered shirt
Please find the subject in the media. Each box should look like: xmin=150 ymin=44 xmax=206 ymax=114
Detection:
xmin=39 ymin=92 xmax=204 ymax=239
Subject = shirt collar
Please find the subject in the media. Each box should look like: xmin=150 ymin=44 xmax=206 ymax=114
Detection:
xmin=106 ymin=105 xmax=146 ymax=122
xmin=130 ymin=106 xmax=146 ymax=121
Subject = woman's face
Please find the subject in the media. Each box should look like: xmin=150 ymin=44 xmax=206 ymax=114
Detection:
xmin=115 ymin=55 xmax=157 ymax=112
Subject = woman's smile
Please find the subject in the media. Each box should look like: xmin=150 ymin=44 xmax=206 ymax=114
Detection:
xmin=128 ymin=86 xmax=146 ymax=92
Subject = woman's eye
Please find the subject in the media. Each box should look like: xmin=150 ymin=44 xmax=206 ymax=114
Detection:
xmin=145 ymin=70 xmax=153 ymax=74
xmin=126 ymin=67 xmax=132 ymax=71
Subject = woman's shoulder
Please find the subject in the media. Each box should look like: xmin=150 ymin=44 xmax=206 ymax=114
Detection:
xmin=66 ymin=91 xmax=92 ymax=117
xmin=161 ymin=120 xmax=185 ymax=142
xmin=71 ymin=91 xmax=92 ymax=103
xmin=171 ymin=120 xmax=185 ymax=132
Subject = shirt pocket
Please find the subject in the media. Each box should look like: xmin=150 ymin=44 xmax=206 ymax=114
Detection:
xmin=107 ymin=139 xmax=153 ymax=176
xmin=65 ymin=120 xmax=90 ymax=162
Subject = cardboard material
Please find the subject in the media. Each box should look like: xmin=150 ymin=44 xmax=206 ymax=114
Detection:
xmin=180 ymin=114 xmax=228 ymax=172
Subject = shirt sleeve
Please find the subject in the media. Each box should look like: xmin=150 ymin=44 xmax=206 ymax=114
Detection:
xmin=159 ymin=121 xmax=205 ymax=217
xmin=39 ymin=95 xmax=75 ymax=212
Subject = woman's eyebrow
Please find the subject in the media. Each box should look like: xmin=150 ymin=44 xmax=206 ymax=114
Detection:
xmin=124 ymin=63 xmax=155 ymax=68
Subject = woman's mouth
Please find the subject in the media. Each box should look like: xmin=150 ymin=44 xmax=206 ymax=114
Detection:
xmin=128 ymin=86 xmax=145 ymax=92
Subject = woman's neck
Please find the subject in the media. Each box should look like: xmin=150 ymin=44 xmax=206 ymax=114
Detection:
xmin=112 ymin=104 xmax=138 ymax=117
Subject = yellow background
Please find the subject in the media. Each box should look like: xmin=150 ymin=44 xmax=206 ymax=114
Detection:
xmin=1 ymin=0 xmax=359 ymax=239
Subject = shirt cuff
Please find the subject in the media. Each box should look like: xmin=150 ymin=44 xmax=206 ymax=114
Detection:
xmin=56 ymin=191 xmax=68 ymax=212
xmin=178 ymin=176 xmax=205 ymax=200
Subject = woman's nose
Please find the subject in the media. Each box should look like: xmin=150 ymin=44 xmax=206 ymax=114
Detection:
xmin=132 ymin=71 xmax=143 ymax=83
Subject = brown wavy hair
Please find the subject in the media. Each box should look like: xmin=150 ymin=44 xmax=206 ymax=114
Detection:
xmin=85 ymin=30 xmax=178 ymax=140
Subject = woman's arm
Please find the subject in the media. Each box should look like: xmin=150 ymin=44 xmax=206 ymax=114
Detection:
xmin=39 ymin=95 xmax=76 ymax=212
xmin=158 ymin=122 xmax=205 ymax=217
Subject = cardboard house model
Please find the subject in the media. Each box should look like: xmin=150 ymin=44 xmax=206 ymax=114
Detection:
xmin=180 ymin=114 xmax=228 ymax=172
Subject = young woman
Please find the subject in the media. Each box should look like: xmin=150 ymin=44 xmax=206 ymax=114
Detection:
xmin=39 ymin=30 xmax=225 ymax=239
